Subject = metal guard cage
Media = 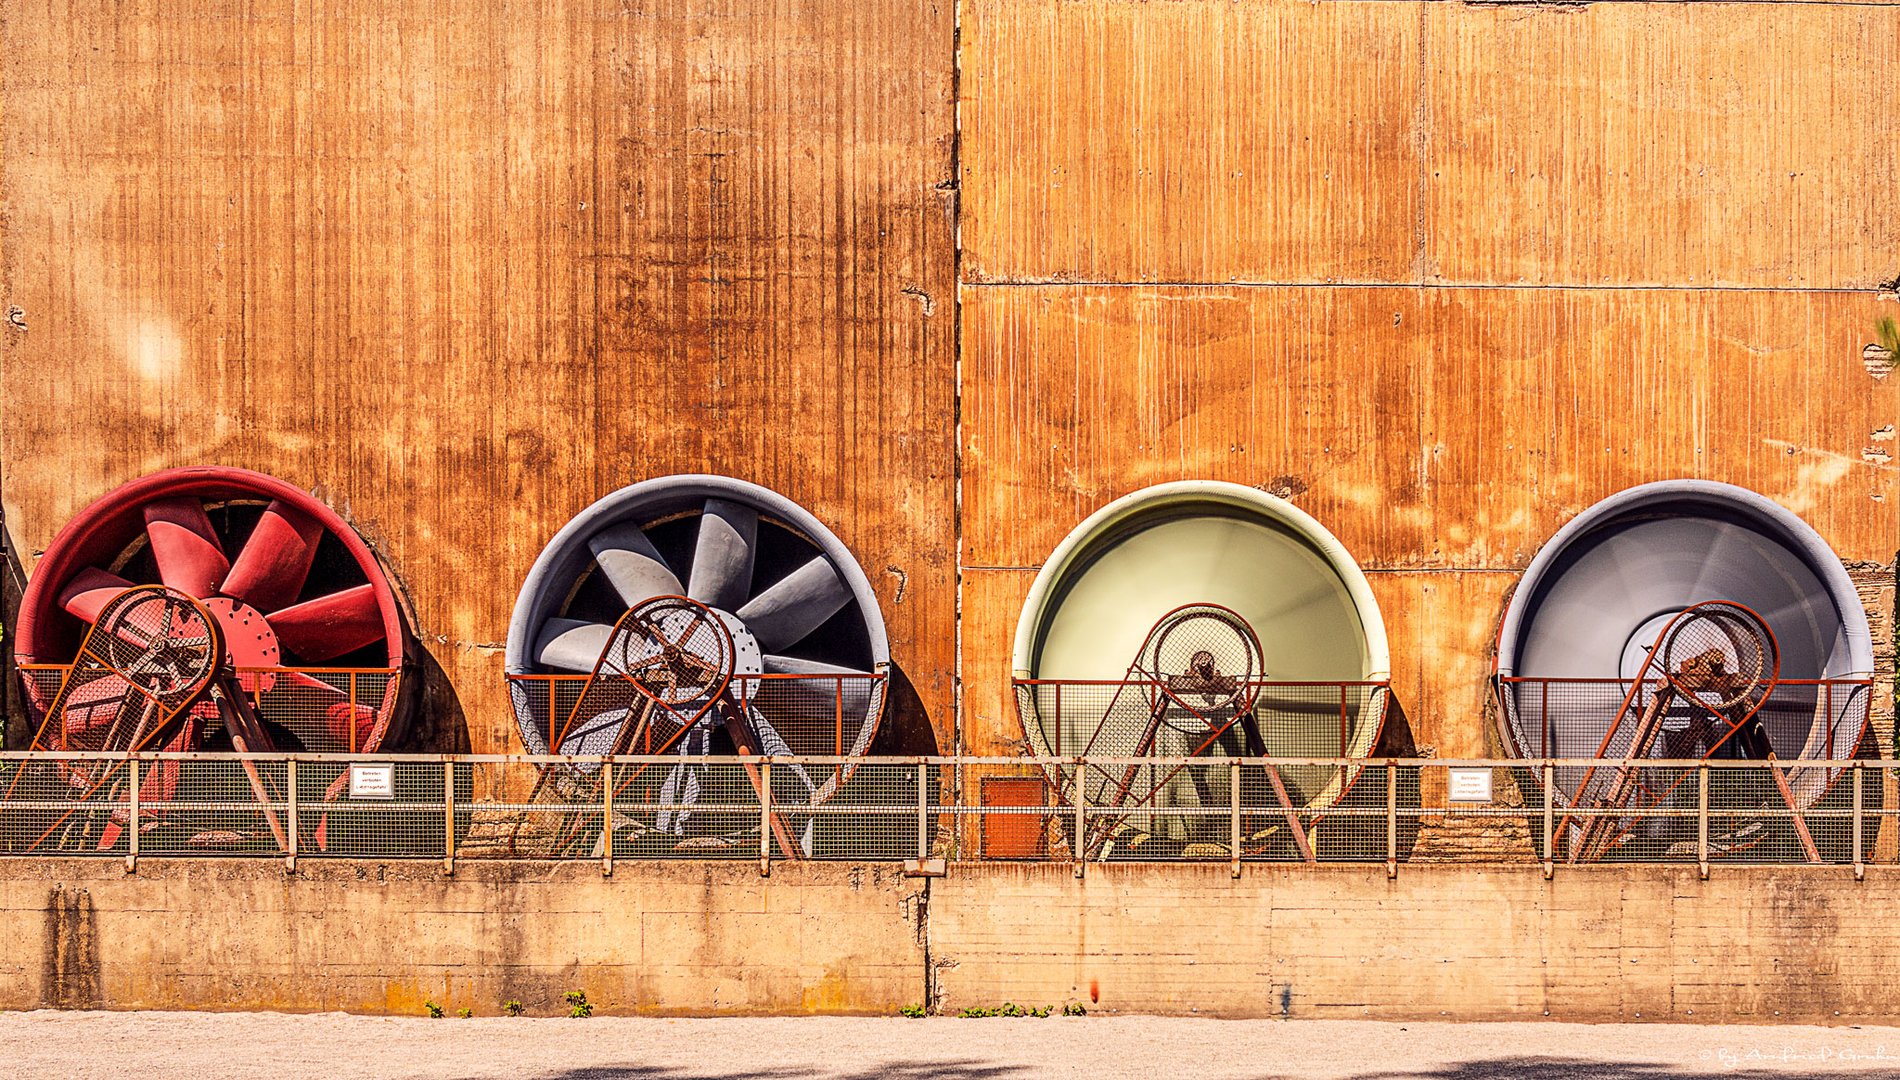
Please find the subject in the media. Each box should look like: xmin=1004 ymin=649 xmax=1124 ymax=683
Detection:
xmin=1012 ymin=677 xmax=1390 ymax=860
xmin=1498 ymin=675 xmax=1874 ymax=861
xmin=20 ymin=664 xmax=403 ymax=755
xmin=504 ymin=670 xmax=906 ymax=858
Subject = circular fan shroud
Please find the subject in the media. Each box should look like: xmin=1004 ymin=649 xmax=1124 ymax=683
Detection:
xmin=14 ymin=467 xmax=411 ymax=751
xmin=1496 ymin=481 xmax=1874 ymax=806
xmin=505 ymin=475 xmax=890 ymax=758
xmin=1012 ymin=481 xmax=1390 ymax=807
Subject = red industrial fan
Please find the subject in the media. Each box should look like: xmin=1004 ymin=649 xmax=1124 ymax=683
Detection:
xmin=9 ymin=467 xmax=411 ymax=852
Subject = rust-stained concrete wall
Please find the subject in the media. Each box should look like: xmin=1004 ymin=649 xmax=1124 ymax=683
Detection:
xmin=10 ymin=858 xmax=1900 ymax=1022
xmin=934 ymin=864 xmax=1900 ymax=1023
xmin=0 ymin=0 xmax=1894 ymax=770
xmin=5 ymin=860 xmax=925 ymax=1015
xmin=0 ymin=0 xmax=959 ymax=755
xmin=958 ymin=0 xmax=1900 ymax=761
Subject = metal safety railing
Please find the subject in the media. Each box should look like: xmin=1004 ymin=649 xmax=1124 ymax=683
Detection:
xmin=0 ymin=753 xmax=1895 ymax=874
xmin=20 ymin=664 xmax=403 ymax=754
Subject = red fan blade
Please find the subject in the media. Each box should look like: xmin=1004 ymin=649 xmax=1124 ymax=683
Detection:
xmin=56 ymin=677 xmax=132 ymax=742
xmin=143 ymin=497 xmax=229 ymax=597
xmin=285 ymin=670 xmax=343 ymax=695
xmin=266 ymin=585 xmax=384 ymax=662
xmin=219 ymin=499 xmax=322 ymax=611
xmin=57 ymin=567 xmax=135 ymax=623
xmin=279 ymin=672 xmax=377 ymax=750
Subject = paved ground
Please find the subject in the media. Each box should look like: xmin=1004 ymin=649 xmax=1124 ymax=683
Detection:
xmin=7 ymin=1012 xmax=1900 ymax=1079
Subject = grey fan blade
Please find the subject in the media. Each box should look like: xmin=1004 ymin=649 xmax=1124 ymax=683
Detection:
xmin=763 ymin=655 xmax=870 ymax=677
xmin=687 ymin=498 xmax=758 ymax=611
xmin=757 ymin=655 xmax=877 ymax=761
xmin=736 ymin=556 xmax=851 ymax=652
xmin=588 ymin=523 xmax=683 ymax=608
xmin=762 ymin=654 xmax=874 ymax=709
xmin=536 ymin=618 xmax=618 ymax=673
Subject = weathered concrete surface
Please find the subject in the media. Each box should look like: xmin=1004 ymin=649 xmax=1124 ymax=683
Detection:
xmin=0 ymin=860 xmax=925 ymax=1015
xmin=930 ymin=864 xmax=1900 ymax=1023
xmin=6 ymin=860 xmax=1900 ymax=1023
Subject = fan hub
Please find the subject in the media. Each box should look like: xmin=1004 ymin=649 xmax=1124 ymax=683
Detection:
xmin=1619 ymin=610 xmax=1681 ymax=680
xmin=203 ymin=597 xmax=280 ymax=692
xmin=712 ymin=608 xmax=765 ymax=679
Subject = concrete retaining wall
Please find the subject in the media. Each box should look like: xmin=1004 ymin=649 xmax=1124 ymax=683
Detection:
xmin=2 ymin=860 xmax=1895 ymax=1022
xmin=0 ymin=860 xmax=925 ymax=1016
xmin=930 ymin=865 xmax=1900 ymax=1023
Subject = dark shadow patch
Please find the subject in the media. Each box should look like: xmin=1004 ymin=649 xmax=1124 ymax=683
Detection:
xmin=1 ymin=515 xmax=27 ymax=749
xmin=532 ymin=1061 xmax=1018 ymax=1080
xmin=870 ymin=662 xmax=940 ymax=756
xmin=402 ymin=643 xmax=472 ymax=753
xmin=1348 ymin=1057 xmax=1900 ymax=1080
xmin=40 ymin=884 xmax=101 ymax=1009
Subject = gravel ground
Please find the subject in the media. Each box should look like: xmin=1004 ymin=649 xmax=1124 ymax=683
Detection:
xmin=7 ymin=1012 xmax=1900 ymax=1079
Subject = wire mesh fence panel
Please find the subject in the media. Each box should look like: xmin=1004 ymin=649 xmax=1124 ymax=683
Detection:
xmin=19 ymin=665 xmax=400 ymax=756
xmin=296 ymin=759 xmax=448 ymax=859
xmin=455 ymin=759 xmax=600 ymax=860
xmin=0 ymin=756 xmax=296 ymax=857
xmin=0 ymin=756 xmax=137 ymax=856
xmin=1501 ymin=678 xmax=1873 ymax=806
xmin=140 ymin=758 xmax=292 ymax=857
xmin=247 ymin=670 xmax=400 ymax=754
xmin=1400 ymin=764 xmax=1543 ymax=865
xmin=505 ymin=674 xmax=887 ymax=758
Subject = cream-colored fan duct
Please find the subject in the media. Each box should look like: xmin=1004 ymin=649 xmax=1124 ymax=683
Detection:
xmin=1012 ymin=481 xmax=1390 ymax=825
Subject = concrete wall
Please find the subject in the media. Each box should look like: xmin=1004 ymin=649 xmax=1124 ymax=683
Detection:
xmin=7 ymin=858 xmax=1900 ymax=1023
xmin=3 ymin=860 xmax=925 ymax=1016
xmin=931 ymin=864 xmax=1900 ymax=1023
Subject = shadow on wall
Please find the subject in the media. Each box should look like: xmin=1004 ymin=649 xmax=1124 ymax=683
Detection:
xmin=403 ymin=643 xmax=473 ymax=754
xmin=1350 ymin=1062 xmax=1900 ymax=1080
xmin=534 ymin=1064 xmax=1014 ymax=1080
xmin=1 ymin=518 xmax=25 ymax=749
xmin=529 ymin=1060 xmax=1900 ymax=1080
xmin=870 ymin=662 xmax=941 ymax=756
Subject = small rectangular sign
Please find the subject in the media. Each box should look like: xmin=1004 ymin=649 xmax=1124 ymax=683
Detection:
xmin=349 ymin=762 xmax=396 ymax=800
xmin=1447 ymin=768 xmax=1493 ymax=804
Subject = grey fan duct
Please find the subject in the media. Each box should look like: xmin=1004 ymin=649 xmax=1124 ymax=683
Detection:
xmin=1012 ymin=481 xmax=1390 ymax=814
xmin=506 ymin=476 xmax=890 ymax=764
xmin=1496 ymin=480 xmax=1874 ymax=812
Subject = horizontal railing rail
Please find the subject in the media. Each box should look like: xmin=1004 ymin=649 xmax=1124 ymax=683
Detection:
xmin=0 ymin=752 xmax=1892 ymax=873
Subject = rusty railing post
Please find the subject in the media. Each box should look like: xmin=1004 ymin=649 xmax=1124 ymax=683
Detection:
xmin=1230 ymin=759 xmax=1242 ymax=879
xmin=285 ymin=756 xmax=298 ymax=874
xmin=126 ymin=755 xmax=140 ymax=874
xmin=1854 ymin=761 xmax=1865 ymax=881
xmin=1073 ymin=759 xmax=1086 ymax=879
xmin=1697 ymin=764 xmax=1710 ymax=881
xmin=759 ymin=759 xmax=773 ymax=878
xmin=916 ymin=760 xmax=929 ymax=860
xmin=1386 ymin=760 xmax=1399 ymax=878
xmin=600 ymin=759 xmax=614 ymax=877
xmin=443 ymin=759 xmax=456 ymax=875
xmin=1540 ymin=762 xmax=1553 ymax=880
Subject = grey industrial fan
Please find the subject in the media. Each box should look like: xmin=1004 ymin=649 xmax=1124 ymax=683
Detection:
xmin=504 ymin=475 xmax=890 ymax=855
xmin=1010 ymin=481 xmax=1391 ymax=857
xmin=1495 ymin=480 xmax=1876 ymax=861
